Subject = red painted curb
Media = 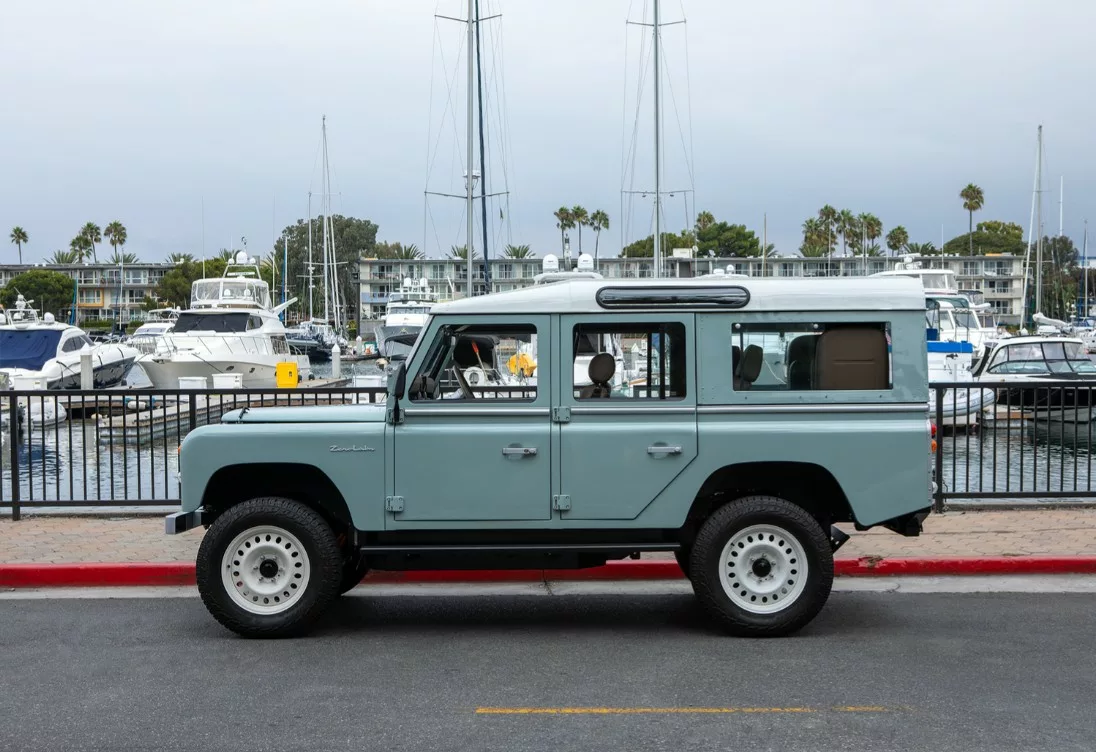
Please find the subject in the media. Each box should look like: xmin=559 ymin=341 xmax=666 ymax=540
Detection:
xmin=3 ymin=557 xmax=1096 ymax=588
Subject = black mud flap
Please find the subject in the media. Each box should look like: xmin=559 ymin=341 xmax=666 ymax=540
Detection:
xmin=829 ymin=525 xmax=850 ymax=552
xmin=882 ymin=508 xmax=930 ymax=537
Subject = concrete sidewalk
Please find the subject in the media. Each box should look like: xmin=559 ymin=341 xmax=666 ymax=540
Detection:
xmin=2 ymin=508 xmax=1096 ymax=565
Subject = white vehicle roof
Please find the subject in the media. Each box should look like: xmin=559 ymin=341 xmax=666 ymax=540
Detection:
xmin=432 ymin=277 xmax=926 ymax=315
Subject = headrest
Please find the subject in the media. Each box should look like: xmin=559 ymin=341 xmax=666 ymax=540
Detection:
xmin=588 ymin=352 xmax=615 ymax=384
xmin=787 ymin=334 xmax=817 ymax=361
xmin=739 ymin=344 xmax=764 ymax=382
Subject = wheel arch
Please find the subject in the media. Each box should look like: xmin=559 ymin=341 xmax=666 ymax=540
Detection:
xmin=684 ymin=461 xmax=855 ymax=531
xmin=200 ymin=463 xmax=353 ymax=531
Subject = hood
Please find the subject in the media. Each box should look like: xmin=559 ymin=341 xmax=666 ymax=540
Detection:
xmin=221 ymin=404 xmax=387 ymax=424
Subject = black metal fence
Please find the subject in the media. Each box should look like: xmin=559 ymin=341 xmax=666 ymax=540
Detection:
xmin=1 ymin=387 xmax=387 ymax=520
xmin=932 ymin=380 xmax=1096 ymax=511
xmin=4 ymin=381 xmax=1096 ymax=520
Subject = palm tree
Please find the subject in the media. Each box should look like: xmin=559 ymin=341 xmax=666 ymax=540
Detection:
xmin=553 ymin=206 xmax=574 ymax=255
xmin=81 ymin=222 xmax=102 ymax=263
xmin=108 ymin=251 xmax=139 ymax=264
xmin=836 ymin=209 xmax=856 ymax=257
xmin=449 ymin=245 xmax=479 ymax=260
xmin=215 ymin=249 xmax=236 ymax=263
xmin=856 ymin=213 xmax=882 ymax=255
xmin=571 ymin=206 xmax=589 ymax=254
xmin=589 ymin=209 xmax=610 ymax=265
xmin=818 ymin=205 xmax=838 ymax=256
xmin=695 ymin=210 xmax=715 ymax=233
xmin=167 ymin=252 xmax=195 ymax=264
xmin=885 ymin=225 xmax=910 ymax=255
xmin=49 ymin=249 xmax=81 ymax=264
xmin=390 ymin=243 xmax=424 ymax=260
xmin=959 ymin=183 xmax=985 ymax=255
xmin=9 ymin=226 xmax=28 ymax=264
xmin=103 ymin=221 xmax=127 ymax=259
xmin=906 ymin=241 xmax=938 ymax=256
xmin=69 ymin=234 xmax=92 ymax=262
xmin=503 ymin=244 xmax=534 ymax=259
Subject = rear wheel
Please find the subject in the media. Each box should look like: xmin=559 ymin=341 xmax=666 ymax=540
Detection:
xmin=196 ymin=497 xmax=342 ymax=638
xmin=690 ymin=495 xmax=833 ymax=637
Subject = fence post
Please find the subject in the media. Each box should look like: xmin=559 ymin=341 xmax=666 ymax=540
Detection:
xmin=7 ymin=396 xmax=20 ymax=521
xmin=79 ymin=351 xmax=94 ymax=390
xmin=188 ymin=392 xmax=197 ymax=433
xmin=934 ymin=387 xmax=945 ymax=513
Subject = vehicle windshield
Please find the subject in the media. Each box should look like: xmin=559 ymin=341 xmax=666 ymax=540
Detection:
xmin=171 ymin=312 xmax=250 ymax=333
xmin=0 ymin=329 xmax=64 ymax=370
xmin=987 ymin=341 xmax=1096 ymax=375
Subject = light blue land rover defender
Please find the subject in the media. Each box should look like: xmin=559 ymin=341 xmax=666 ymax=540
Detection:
xmin=167 ymin=276 xmax=931 ymax=638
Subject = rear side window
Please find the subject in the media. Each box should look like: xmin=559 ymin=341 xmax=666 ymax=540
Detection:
xmin=731 ymin=323 xmax=891 ymax=391
xmin=571 ymin=322 xmax=686 ymax=400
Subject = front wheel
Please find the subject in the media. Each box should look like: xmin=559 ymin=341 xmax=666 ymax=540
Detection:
xmin=689 ymin=495 xmax=833 ymax=637
xmin=196 ymin=497 xmax=342 ymax=638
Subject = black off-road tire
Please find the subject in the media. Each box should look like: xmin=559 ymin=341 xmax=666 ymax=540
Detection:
xmin=338 ymin=552 xmax=370 ymax=595
xmin=689 ymin=495 xmax=833 ymax=637
xmin=196 ymin=497 xmax=342 ymax=638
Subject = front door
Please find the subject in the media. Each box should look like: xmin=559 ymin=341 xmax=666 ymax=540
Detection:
xmin=390 ymin=316 xmax=550 ymax=523
xmin=557 ymin=314 xmax=697 ymax=520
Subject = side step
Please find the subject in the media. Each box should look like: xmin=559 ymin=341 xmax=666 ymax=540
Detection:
xmin=359 ymin=542 xmax=681 ymax=555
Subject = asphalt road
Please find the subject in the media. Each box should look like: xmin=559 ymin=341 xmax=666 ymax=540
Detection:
xmin=1 ymin=589 xmax=1094 ymax=752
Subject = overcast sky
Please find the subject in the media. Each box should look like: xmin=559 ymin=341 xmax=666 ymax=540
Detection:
xmin=2 ymin=0 xmax=1094 ymax=264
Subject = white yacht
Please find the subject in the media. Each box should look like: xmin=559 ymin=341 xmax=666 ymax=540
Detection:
xmin=135 ymin=253 xmax=307 ymax=388
xmin=927 ymin=341 xmax=995 ymax=427
xmin=974 ymin=334 xmax=1096 ymax=422
xmin=0 ymin=294 xmax=139 ymax=390
xmin=127 ymin=309 xmax=179 ymax=355
xmin=373 ymin=277 xmax=437 ymax=358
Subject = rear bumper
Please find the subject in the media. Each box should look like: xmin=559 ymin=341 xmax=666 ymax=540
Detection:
xmin=165 ymin=508 xmax=208 ymax=535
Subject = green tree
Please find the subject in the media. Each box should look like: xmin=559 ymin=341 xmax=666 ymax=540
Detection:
xmin=905 ymin=241 xmax=938 ymax=256
xmin=167 ymin=252 xmax=195 ymax=264
xmin=107 ymin=251 xmax=139 ymax=264
xmin=270 ymin=214 xmax=378 ymax=320
xmin=69 ymin=234 xmax=92 ymax=262
xmin=942 ymin=226 xmax=1025 ymax=256
xmin=800 ymin=217 xmax=829 ymax=257
xmin=214 ymin=248 xmax=236 ymax=263
xmin=571 ymin=206 xmax=589 ymax=254
xmin=836 ymin=209 xmax=856 ymax=257
xmin=503 ymin=244 xmax=534 ymax=259
xmin=695 ymin=210 xmax=716 ymax=233
xmin=959 ymin=183 xmax=985 ymax=255
xmin=553 ymin=206 xmax=574 ymax=255
xmin=620 ymin=229 xmax=695 ymax=258
xmin=818 ymin=205 xmax=838 ymax=255
xmin=589 ymin=209 xmax=609 ymax=263
xmin=0 ymin=269 xmax=75 ymax=317
xmin=103 ymin=221 xmax=127 ymax=259
xmin=49 ymin=249 xmax=81 ymax=264
xmin=1036 ymin=235 xmax=1078 ymax=319
xmin=141 ymin=295 xmax=160 ymax=312
xmin=696 ymin=221 xmax=760 ymax=258
xmin=885 ymin=225 xmax=909 ymax=255
xmin=976 ymin=220 xmax=1023 ymax=239
xmin=9 ymin=226 xmax=28 ymax=264
xmin=81 ymin=222 xmax=102 ymax=263
xmin=374 ymin=241 xmax=424 ymax=260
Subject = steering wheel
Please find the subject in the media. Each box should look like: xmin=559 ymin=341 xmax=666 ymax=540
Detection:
xmin=453 ymin=366 xmax=476 ymax=400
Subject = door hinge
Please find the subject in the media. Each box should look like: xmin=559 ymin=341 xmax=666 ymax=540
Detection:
xmin=385 ymin=496 xmax=404 ymax=513
xmin=552 ymin=406 xmax=571 ymax=423
xmin=553 ymin=494 xmax=571 ymax=511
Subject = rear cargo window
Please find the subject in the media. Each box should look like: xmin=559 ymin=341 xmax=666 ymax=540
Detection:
xmin=731 ymin=323 xmax=891 ymax=391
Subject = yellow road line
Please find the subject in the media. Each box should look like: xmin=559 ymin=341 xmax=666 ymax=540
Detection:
xmin=475 ymin=706 xmax=902 ymax=716
xmin=476 ymin=707 xmax=816 ymax=715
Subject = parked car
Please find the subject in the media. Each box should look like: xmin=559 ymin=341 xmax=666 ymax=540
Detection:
xmin=168 ymin=276 xmax=932 ymax=638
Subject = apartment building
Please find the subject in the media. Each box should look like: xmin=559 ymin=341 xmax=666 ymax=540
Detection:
xmin=0 ymin=261 xmax=176 ymax=324
xmin=358 ymin=253 xmax=1027 ymax=325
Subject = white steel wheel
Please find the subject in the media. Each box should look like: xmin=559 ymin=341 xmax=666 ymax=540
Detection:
xmin=221 ymin=525 xmax=311 ymax=615
xmin=719 ymin=523 xmax=808 ymax=614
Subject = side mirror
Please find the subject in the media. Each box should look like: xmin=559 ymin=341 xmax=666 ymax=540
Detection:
xmin=392 ymin=362 xmax=407 ymax=400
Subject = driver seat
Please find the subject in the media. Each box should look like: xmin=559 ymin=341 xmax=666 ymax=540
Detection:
xmin=579 ymin=353 xmax=615 ymax=399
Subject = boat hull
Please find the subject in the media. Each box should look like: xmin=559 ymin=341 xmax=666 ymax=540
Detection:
xmin=136 ymin=356 xmax=280 ymax=389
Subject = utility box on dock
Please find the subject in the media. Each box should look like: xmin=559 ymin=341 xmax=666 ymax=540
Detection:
xmin=211 ymin=373 xmax=243 ymax=390
xmin=275 ymin=362 xmax=298 ymax=389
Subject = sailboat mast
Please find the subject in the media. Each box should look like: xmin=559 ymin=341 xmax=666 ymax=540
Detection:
xmin=1084 ymin=220 xmax=1089 ymax=320
xmin=475 ymin=0 xmax=490 ymax=287
xmin=652 ymin=0 xmax=662 ymax=279
xmin=1036 ymin=126 xmax=1044 ymax=315
xmin=321 ymin=116 xmax=331 ymax=325
xmin=1059 ymin=176 xmax=1064 ymax=237
xmin=465 ymin=0 xmax=475 ymax=297
xmin=307 ymin=191 xmax=313 ymax=320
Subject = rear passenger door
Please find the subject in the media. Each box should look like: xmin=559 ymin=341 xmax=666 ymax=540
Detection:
xmin=555 ymin=314 xmax=697 ymax=520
